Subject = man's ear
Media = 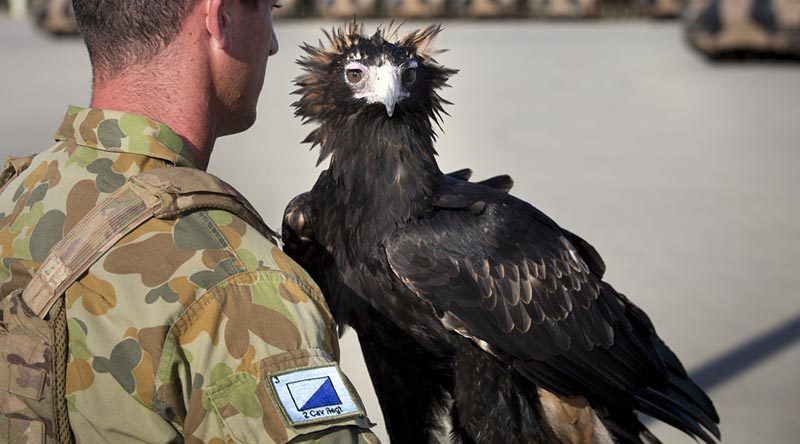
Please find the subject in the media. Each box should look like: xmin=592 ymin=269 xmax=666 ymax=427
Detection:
xmin=206 ymin=0 xmax=232 ymax=48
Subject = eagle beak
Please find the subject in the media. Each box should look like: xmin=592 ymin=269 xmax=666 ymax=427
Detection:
xmin=375 ymin=66 xmax=402 ymax=118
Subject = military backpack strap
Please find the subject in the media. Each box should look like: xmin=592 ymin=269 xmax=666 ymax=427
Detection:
xmin=21 ymin=166 xmax=277 ymax=319
xmin=0 ymin=155 xmax=35 ymax=192
xmin=130 ymin=166 xmax=277 ymax=242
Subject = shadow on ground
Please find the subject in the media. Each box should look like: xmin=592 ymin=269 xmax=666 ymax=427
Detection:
xmin=644 ymin=313 xmax=800 ymax=428
xmin=690 ymin=313 xmax=800 ymax=391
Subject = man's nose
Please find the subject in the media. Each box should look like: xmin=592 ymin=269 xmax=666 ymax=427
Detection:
xmin=270 ymin=30 xmax=279 ymax=56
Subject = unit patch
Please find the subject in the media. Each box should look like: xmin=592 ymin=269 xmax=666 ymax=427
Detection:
xmin=269 ymin=365 xmax=362 ymax=426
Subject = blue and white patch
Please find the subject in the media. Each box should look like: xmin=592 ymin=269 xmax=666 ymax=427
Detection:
xmin=270 ymin=365 xmax=362 ymax=426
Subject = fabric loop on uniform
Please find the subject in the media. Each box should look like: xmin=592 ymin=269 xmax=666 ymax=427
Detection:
xmin=0 ymin=155 xmax=35 ymax=194
xmin=0 ymin=319 xmax=44 ymax=362
xmin=133 ymin=167 xmax=242 ymax=195
xmin=2 ymin=364 xmax=46 ymax=400
xmin=8 ymin=417 xmax=46 ymax=444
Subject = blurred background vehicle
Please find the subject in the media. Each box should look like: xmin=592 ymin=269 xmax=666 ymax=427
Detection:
xmin=315 ymin=0 xmax=379 ymax=18
xmin=531 ymin=0 xmax=600 ymax=18
xmin=14 ymin=0 xmax=800 ymax=59
xmin=642 ymin=0 xmax=685 ymax=17
xmin=30 ymin=0 xmax=77 ymax=35
xmin=685 ymin=0 xmax=800 ymax=58
xmin=387 ymin=0 xmax=448 ymax=19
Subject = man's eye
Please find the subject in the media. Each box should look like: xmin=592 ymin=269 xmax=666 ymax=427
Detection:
xmin=402 ymin=67 xmax=417 ymax=85
xmin=272 ymin=2 xmax=283 ymax=8
xmin=346 ymin=69 xmax=364 ymax=84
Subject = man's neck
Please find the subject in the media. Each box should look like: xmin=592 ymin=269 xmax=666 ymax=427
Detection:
xmin=90 ymin=51 xmax=215 ymax=170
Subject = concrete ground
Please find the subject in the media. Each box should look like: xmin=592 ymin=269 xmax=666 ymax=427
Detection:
xmin=1 ymin=16 xmax=799 ymax=444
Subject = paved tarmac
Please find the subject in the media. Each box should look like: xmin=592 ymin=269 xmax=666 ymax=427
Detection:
xmin=2 ymin=16 xmax=799 ymax=444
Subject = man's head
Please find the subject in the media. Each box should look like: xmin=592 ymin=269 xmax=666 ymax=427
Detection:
xmin=75 ymin=0 xmax=279 ymax=136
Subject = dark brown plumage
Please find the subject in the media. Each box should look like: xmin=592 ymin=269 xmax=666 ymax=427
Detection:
xmin=283 ymin=23 xmax=719 ymax=444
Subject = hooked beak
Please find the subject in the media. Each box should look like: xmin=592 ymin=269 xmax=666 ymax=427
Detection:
xmin=384 ymin=100 xmax=396 ymax=117
xmin=374 ymin=65 xmax=402 ymax=117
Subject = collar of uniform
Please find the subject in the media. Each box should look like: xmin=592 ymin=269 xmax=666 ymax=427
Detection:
xmin=54 ymin=105 xmax=200 ymax=169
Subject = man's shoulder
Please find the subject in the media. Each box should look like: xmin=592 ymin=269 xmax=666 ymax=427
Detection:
xmin=93 ymin=208 xmax=267 ymax=290
xmin=79 ymin=205 xmax=319 ymax=310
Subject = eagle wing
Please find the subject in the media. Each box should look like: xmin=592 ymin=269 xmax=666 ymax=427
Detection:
xmin=385 ymin=179 xmax=719 ymax=442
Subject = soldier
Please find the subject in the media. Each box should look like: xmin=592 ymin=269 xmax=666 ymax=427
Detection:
xmin=0 ymin=0 xmax=379 ymax=443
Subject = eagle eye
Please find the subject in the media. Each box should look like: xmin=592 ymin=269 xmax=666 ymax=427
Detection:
xmin=346 ymin=68 xmax=364 ymax=84
xmin=402 ymin=67 xmax=417 ymax=85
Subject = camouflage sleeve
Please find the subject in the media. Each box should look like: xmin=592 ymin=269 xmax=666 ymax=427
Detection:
xmin=158 ymin=266 xmax=379 ymax=444
xmin=291 ymin=425 xmax=381 ymax=443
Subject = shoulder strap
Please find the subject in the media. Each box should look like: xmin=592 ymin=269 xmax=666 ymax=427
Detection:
xmin=0 ymin=155 xmax=35 ymax=192
xmin=22 ymin=167 xmax=278 ymax=319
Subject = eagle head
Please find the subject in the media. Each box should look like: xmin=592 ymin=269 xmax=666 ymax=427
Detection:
xmin=293 ymin=22 xmax=458 ymax=159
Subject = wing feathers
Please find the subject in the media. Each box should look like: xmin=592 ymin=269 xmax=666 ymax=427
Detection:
xmin=384 ymin=180 xmax=718 ymax=442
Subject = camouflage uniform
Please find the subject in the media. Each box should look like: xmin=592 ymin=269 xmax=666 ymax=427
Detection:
xmin=0 ymin=106 xmax=379 ymax=443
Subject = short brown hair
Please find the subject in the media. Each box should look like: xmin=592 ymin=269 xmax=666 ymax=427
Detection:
xmin=73 ymin=0 xmax=259 ymax=77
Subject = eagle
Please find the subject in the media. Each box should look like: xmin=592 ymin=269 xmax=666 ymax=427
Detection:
xmin=282 ymin=23 xmax=720 ymax=444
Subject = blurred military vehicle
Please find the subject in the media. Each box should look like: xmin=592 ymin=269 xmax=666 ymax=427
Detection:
xmin=18 ymin=0 xmax=687 ymax=22
xmin=454 ymin=0 xmax=519 ymax=17
xmin=530 ymin=0 xmax=600 ymax=17
xmin=315 ymin=0 xmax=378 ymax=17
xmin=385 ymin=0 xmax=447 ymax=18
xmin=685 ymin=0 xmax=800 ymax=56
xmin=642 ymin=0 xmax=685 ymax=17
xmin=31 ymin=0 xmax=78 ymax=35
